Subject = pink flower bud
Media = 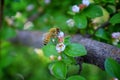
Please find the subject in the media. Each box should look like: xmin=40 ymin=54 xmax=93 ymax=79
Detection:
xmin=57 ymin=56 xmax=62 ymax=61
xmin=49 ymin=55 xmax=55 ymax=60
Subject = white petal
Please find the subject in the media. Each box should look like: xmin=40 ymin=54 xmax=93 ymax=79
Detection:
xmin=58 ymin=31 xmax=64 ymax=38
xmin=66 ymin=19 xmax=75 ymax=27
xmin=82 ymin=0 xmax=90 ymax=6
xmin=26 ymin=4 xmax=34 ymax=11
xmin=44 ymin=0 xmax=51 ymax=4
xmin=15 ymin=12 xmax=22 ymax=19
xmin=56 ymin=43 xmax=66 ymax=53
xmin=112 ymin=32 xmax=120 ymax=39
xmin=72 ymin=5 xmax=80 ymax=13
xmin=24 ymin=21 xmax=34 ymax=30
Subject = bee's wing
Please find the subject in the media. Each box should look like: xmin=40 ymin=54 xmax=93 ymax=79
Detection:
xmin=42 ymin=32 xmax=48 ymax=41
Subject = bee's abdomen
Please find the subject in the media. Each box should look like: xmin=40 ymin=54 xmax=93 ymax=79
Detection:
xmin=43 ymin=39 xmax=49 ymax=45
xmin=43 ymin=33 xmax=51 ymax=45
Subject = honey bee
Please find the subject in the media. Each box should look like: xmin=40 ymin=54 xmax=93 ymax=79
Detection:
xmin=43 ymin=28 xmax=60 ymax=45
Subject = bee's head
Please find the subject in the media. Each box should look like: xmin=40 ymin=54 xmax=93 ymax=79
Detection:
xmin=56 ymin=28 xmax=60 ymax=33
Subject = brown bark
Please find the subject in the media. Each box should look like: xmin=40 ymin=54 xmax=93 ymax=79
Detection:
xmin=10 ymin=30 xmax=120 ymax=69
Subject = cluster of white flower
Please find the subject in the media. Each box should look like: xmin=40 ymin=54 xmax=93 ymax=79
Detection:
xmin=5 ymin=16 xmax=14 ymax=26
xmin=44 ymin=0 xmax=51 ymax=4
xmin=112 ymin=32 xmax=120 ymax=39
xmin=49 ymin=30 xmax=65 ymax=61
xmin=72 ymin=0 xmax=90 ymax=13
xmin=26 ymin=4 xmax=34 ymax=11
xmin=56 ymin=31 xmax=65 ymax=53
xmin=112 ymin=32 xmax=120 ymax=45
xmin=14 ymin=12 xmax=22 ymax=19
xmin=66 ymin=19 xmax=75 ymax=27
xmin=24 ymin=21 xmax=34 ymax=30
xmin=69 ymin=0 xmax=90 ymax=27
xmin=56 ymin=43 xmax=66 ymax=53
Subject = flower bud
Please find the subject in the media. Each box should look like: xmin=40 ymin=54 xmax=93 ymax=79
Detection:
xmin=49 ymin=55 xmax=55 ymax=60
xmin=57 ymin=56 xmax=62 ymax=61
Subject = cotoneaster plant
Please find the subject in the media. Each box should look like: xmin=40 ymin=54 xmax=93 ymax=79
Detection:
xmin=42 ymin=28 xmax=87 ymax=80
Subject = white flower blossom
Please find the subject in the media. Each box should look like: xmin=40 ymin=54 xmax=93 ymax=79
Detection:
xmin=112 ymin=32 xmax=120 ymax=39
xmin=24 ymin=21 xmax=34 ymax=30
xmin=15 ymin=12 xmax=22 ymax=19
xmin=57 ymin=56 xmax=62 ymax=61
xmin=82 ymin=0 xmax=90 ymax=6
xmin=112 ymin=39 xmax=119 ymax=45
xmin=57 ymin=31 xmax=64 ymax=43
xmin=5 ymin=16 xmax=14 ymax=26
xmin=26 ymin=4 xmax=34 ymax=11
xmin=66 ymin=19 xmax=75 ymax=27
xmin=112 ymin=32 xmax=120 ymax=45
xmin=58 ymin=31 xmax=64 ymax=38
xmin=72 ymin=5 xmax=80 ymax=13
xmin=56 ymin=43 xmax=66 ymax=53
xmin=44 ymin=0 xmax=51 ymax=4
xmin=114 ymin=78 xmax=118 ymax=80
xmin=34 ymin=48 xmax=45 ymax=58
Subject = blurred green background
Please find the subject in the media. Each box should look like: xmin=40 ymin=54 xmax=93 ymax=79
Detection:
xmin=0 ymin=0 xmax=115 ymax=80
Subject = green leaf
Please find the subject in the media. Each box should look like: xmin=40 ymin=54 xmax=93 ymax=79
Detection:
xmin=67 ymin=75 xmax=86 ymax=80
xmin=85 ymin=4 xmax=103 ymax=18
xmin=42 ymin=44 xmax=58 ymax=57
xmin=74 ymin=14 xmax=87 ymax=29
xmin=106 ymin=5 xmax=116 ymax=14
xmin=61 ymin=53 xmax=75 ymax=65
xmin=95 ymin=28 xmax=108 ymax=40
xmin=51 ymin=61 xmax=67 ymax=79
xmin=64 ymin=43 xmax=87 ymax=57
xmin=103 ymin=0 xmax=116 ymax=4
xmin=0 ymin=27 xmax=16 ymax=40
xmin=67 ymin=11 xmax=76 ymax=16
xmin=67 ymin=65 xmax=80 ymax=76
xmin=64 ymin=36 xmax=71 ymax=45
xmin=109 ymin=12 xmax=120 ymax=25
xmin=105 ymin=58 xmax=120 ymax=79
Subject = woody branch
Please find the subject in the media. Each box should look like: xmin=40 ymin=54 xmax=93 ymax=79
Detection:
xmin=10 ymin=30 xmax=120 ymax=70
